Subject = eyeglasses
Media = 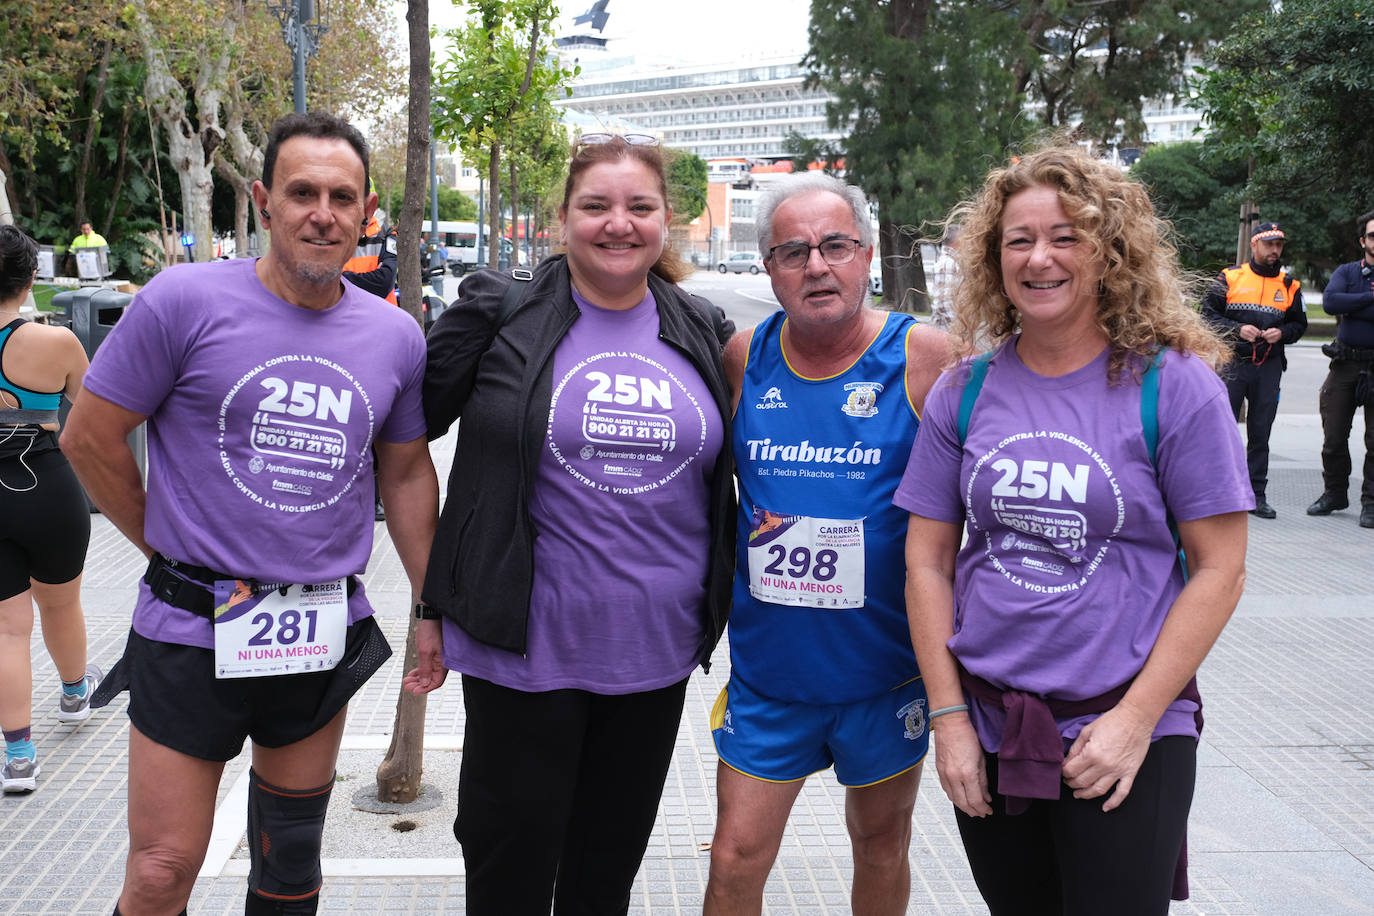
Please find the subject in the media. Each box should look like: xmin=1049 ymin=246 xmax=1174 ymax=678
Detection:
xmin=1364 ymin=232 xmax=1374 ymax=241
xmin=766 ymin=238 xmax=864 ymax=271
xmin=577 ymin=132 xmax=659 ymax=148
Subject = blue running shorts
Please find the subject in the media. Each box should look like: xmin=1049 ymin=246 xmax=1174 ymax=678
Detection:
xmin=711 ymin=674 xmax=930 ymax=787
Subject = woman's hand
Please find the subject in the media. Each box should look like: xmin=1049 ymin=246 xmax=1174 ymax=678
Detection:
xmin=402 ymin=619 xmax=448 ymax=695
xmin=1061 ymin=701 xmax=1155 ymax=812
xmin=933 ymin=713 xmax=993 ymax=818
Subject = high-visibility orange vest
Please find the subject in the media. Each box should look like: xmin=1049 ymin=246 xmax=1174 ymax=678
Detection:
xmin=1221 ymin=263 xmax=1299 ymax=326
xmin=343 ymin=216 xmax=398 ymax=304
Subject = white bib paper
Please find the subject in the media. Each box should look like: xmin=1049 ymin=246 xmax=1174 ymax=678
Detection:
xmin=212 ymin=579 xmax=348 ymax=678
xmin=745 ymin=508 xmax=865 ymax=609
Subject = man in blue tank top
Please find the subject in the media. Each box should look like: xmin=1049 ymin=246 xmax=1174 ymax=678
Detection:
xmin=704 ymin=173 xmax=950 ymax=915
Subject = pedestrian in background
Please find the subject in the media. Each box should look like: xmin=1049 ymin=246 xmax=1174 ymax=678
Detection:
xmin=1202 ymin=221 xmax=1307 ymax=519
xmin=408 ymin=132 xmax=734 ymax=915
xmin=1306 ymin=207 xmax=1374 ymax=529
xmin=0 ymin=224 xmax=100 ymax=795
xmin=901 ymin=143 xmax=1250 ymax=915
xmin=928 ymin=222 xmax=961 ymax=330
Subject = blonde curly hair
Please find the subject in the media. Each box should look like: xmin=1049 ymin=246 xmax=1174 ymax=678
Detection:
xmin=948 ymin=142 xmax=1229 ymax=382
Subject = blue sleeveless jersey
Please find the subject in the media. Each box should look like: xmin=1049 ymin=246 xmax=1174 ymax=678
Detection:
xmin=730 ymin=310 xmax=922 ymax=704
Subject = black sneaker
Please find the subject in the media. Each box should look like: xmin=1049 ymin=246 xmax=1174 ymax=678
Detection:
xmin=1306 ymin=492 xmax=1349 ymax=515
xmin=1249 ymin=499 xmax=1277 ymax=519
xmin=1361 ymin=506 xmax=1374 ymax=529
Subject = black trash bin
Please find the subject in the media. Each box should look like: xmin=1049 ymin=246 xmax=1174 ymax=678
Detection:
xmin=50 ymin=287 xmax=146 ymax=501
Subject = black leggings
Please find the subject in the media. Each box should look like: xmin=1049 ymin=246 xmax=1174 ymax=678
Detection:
xmin=955 ymin=735 xmax=1196 ymax=916
xmin=454 ymin=673 xmax=689 ymax=916
xmin=0 ymin=444 xmax=90 ymax=600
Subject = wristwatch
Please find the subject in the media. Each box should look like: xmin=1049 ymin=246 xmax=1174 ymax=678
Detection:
xmin=414 ymin=603 xmax=440 ymax=620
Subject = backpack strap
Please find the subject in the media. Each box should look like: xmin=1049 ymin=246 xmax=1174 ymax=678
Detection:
xmin=493 ymin=267 xmax=533 ymax=333
xmin=956 ymin=350 xmax=994 ymax=445
xmin=1140 ymin=348 xmax=1188 ymax=580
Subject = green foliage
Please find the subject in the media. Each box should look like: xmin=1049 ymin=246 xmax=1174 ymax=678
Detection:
xmin=784 ymin=131 xmax=842 ymax=175
xmin=663 ymin=149 xmax=707 ymax=223
xmin=806 ymin=1 xmax=1026 ymax=231
xmin=437 ymin=185 xmax=478 ymax=221
xmin=1197 ymin=0 xmax=1374 ymax=206
xmin=432 ymin=0 xmax=576 ymax=266
xmin=1013 ymin=0 xmax=1270 ymax=144
xmin=1133 ymin=141 xmax=1353 ymax=285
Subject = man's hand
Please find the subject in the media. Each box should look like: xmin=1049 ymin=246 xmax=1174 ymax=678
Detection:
xmin=1260 ymin=327 xmax=1282 ymax=344
xmin=1237 ymin=324 xmax=1261 ymax=342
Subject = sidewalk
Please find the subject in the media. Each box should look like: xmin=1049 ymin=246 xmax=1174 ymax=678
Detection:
xmin=2 ymin=411 xmax=1371 ymax=915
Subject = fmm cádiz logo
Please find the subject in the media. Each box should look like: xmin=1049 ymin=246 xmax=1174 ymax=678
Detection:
xmin=755 ymin=386 xmax=788 ymax=409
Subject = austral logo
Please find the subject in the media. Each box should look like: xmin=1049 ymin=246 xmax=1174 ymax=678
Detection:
xmin=755 ymin=386 xmax=788 ymax=409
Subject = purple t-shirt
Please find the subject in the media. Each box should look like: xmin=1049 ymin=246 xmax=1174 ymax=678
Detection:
xmin=442 ymin=287 xmax=723 ymax=693
xmin=894 ymin=339 xmax=1251 ymax=750
xmin=82 ymin=259 xmax=427 ymax=648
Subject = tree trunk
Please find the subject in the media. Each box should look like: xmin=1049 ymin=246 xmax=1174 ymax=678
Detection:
xmin=102 ymin=108 xmax=132 ymax=234
xmin=879 ymin=216 xmax=927 ymax=314
xmin=129 ymin=0 xmax=233 ymax=264
xmin=509 ymin=159 xmax=518 ymax=267
xmin=74 ymin=41 xmax=113 ymax=228
xmin=488 ymin=142 xmax=502 ymax=269
xmin=375 ymin=0 xmax=432 ymax=806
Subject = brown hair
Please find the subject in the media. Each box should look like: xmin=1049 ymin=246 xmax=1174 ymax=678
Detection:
xmin=950 ymin=141 xmax=1228 ymax=381
xmin=560 ymin=136 xmax=692 ymax=284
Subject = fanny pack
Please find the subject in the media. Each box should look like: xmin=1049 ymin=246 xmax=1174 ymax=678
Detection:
xmin=143 ymin=552 xmax=359 ymax=618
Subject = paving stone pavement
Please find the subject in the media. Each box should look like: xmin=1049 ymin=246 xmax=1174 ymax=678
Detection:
xmin=1 ymin=410 xmax=1371 ymax=915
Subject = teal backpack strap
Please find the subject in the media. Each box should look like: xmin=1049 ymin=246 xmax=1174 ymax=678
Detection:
xmin=1141 ymin=348 xmax=1188 ymax=580
xmin=956 ymin=351 xmax=995 ymax=445
xmin=1140 ymin=347 xmax=1164 ymax=464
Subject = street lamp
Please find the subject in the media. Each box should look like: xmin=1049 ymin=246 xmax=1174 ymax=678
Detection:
xmin=265 ymin=0 xmax=329 ymax=114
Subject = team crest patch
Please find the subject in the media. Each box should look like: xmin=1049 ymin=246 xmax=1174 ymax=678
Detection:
xmin=897 ymin=698 xmax=926 ymax=740
xmin=841 ymin=381 xmax=883 ymax=418
xmin=1273 ymin=290 xmax=1285 ymax=303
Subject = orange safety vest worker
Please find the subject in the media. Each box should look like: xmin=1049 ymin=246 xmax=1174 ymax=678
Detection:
xmin=342 ymin=215 xmax=398 ymax=305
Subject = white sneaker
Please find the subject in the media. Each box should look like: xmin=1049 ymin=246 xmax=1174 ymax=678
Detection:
xmin=56 ymin=664 xmax=103 ymax=723
xmin=2 ymin=756 xmax=38 ymax=793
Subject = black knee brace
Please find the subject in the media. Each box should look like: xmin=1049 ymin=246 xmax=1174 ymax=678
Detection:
xmin=245 ymin=768 xmax=334 ymax=913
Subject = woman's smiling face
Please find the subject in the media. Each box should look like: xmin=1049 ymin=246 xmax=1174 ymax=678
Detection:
xmin=1000 ymin=185 xmax=1103 ymax=335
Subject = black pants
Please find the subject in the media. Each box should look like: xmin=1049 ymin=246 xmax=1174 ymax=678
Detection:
xmin=454 ymin=674 xmax=689 ymax=916
xmin=955 ymin=735 xmax=1196 ymax=916
xmin=1318 ymin=359 xmax=1374 ymax=507
xmin=1224 ymin=356 xmax=1284 ymax=498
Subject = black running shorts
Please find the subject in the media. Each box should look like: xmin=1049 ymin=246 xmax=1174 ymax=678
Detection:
xmin=93 ymin=615 xmax=391 ymax=761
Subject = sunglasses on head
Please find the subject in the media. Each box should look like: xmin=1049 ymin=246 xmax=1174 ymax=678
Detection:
xmin=576 ymin=132 xmax=659 ymax=148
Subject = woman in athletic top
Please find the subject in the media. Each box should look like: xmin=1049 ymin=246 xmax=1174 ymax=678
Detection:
xmin=0 ymin=224 xmax=100 ymax=794
xmin=896 ymin=143 xmax=1251 ymax=914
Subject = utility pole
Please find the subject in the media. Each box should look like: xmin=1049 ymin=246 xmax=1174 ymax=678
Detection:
xmin=267 ymin=0 xmax=329 ymax=113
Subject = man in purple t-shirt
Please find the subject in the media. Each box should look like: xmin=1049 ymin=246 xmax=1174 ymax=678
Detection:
xmin=61 ymin=113 xmax=438 ymax=916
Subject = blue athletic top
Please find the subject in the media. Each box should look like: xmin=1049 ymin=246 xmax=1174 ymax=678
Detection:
xmin=729 ymin=309 xmax=923 ymax=704
xmin=0 ymin=319 xmax=63 ymax=411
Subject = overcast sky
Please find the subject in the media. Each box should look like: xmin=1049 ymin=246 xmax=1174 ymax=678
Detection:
xmin=403 ymin=0 xmax=811 ymax=66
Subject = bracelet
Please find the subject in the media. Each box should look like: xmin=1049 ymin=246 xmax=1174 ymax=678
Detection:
xmin=414 ymin=603 xmax=440 ymax=620
xmin=928 ymin=704 xmax=969 ymax=720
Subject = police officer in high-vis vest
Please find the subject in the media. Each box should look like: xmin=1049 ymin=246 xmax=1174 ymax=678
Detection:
xmin=1202 ymin=221 xmax=1307 ymax=519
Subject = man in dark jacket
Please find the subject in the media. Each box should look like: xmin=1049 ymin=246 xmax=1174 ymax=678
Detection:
xmin=1306 ymin=208 xmax=1374 ymax=528
xmin=1202 ymin=221 xmax=1307 ymax=519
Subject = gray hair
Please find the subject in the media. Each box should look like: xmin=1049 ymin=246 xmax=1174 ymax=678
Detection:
xmin=755 ymin=173 xmax=874 ymax=255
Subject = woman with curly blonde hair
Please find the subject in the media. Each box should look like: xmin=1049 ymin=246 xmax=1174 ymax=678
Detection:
xmin=894 ymin=142 xmax=1253 ymax=914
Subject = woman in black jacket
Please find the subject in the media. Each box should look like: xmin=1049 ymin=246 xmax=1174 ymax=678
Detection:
xmin=406 ymin=133 xmax=734 ymax=915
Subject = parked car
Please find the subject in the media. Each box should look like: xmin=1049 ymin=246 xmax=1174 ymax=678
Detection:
xmin=717 ymin=252 xmax=764 ymax=274
xmin=869 ymin=259 xmax=883 ymax=296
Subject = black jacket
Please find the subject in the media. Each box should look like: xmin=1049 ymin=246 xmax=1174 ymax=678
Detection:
xmin=420 ymin=255 xmax=736 ymax=664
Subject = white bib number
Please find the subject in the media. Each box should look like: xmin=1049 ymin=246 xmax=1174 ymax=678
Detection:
xmin=746 ymin=508 xmax=865 ymax=608
xmin=212 ymin=579 xmax=348 ymax=678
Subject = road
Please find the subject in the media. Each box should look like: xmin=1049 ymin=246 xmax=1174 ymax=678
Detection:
xmin=679 ymin=268 xmax=1335 ymax=416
